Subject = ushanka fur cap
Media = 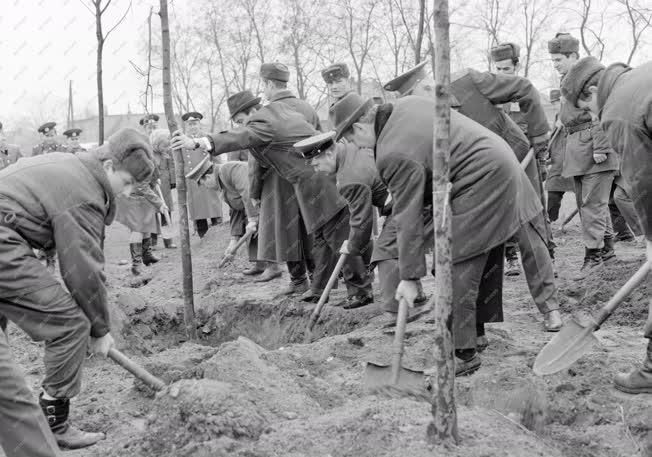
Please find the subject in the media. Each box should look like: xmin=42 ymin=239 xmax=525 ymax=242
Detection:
xmin=548 ymin=32 xmax=579 ymax=54
xmin=561 ymin=56 xmax=605 ymax=107
xmin=95 ymin=128 xmax=155 ymax=182
xmin=491 ymin=43 xmax=520 ymax=62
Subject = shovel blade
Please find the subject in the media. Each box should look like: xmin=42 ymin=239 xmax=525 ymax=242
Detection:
xmin=363 ymin=362 xmax=425 ymax=391
xmin=533 ymin=319 xmax=599 ymax=376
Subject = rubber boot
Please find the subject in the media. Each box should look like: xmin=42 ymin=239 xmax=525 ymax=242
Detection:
xmin=39 ymin=394 xmax=105 ymax=449
xmin=142 ymin=237 xmax=160 ymax=266
xmin=614 ymin=341 xmax=652 ymax=394
xmin=601 ymin=237 xmax=617 ymax=264
xmin=150 ymin=233 xmax=159 ymax=250
xmin=570 ymin=247 xmax=603 ymax=281
xmin=163 ymin=238 xmax=177 ymax=249
xmin=130 ymin=243 xmax=143 ymax=276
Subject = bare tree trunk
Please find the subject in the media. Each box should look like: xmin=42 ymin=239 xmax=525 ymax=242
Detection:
xmin=159 ymin=0 xmax=197 ymax=342
xmin=145 ymin=6 xmax=154 ymax=113
xmin=95 ymin=2 xmax=105 ymax=145
xmin=427 ymin=0 xmax=459 ymax=445
xmin=415 ymin=0 xmax=426 ymax=63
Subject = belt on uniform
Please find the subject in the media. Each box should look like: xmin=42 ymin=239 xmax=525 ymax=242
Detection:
xmin=564 ymin=121 xmax=593 ymax=135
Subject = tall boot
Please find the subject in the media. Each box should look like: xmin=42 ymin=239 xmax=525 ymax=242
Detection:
xmin=570 ymin=247 xmax=603 ymax=281
xmin=39 ymin=394 xmax=105 ymax=449
xmin=601 ymin=237 xmax=617 ymax=264
xmin=130 ymin=243 xmax=143 ymax=276
xmin=142 ymin=237 xmax=160 ymax=266
xmin=614 ymin=341 xmax=652 ymax=394
xmin=150 ymin=233 xmax=159 ymax=250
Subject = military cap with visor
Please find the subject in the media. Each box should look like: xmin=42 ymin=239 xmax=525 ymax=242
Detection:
xmin=321 ymin=63 xmax=350 ymax=84
xmin=294 ymin=131 xmax=337 ymax=160
xmin=139 ymin=114 xmax=160 ymax=126
xmin=63 ymin=128 xmax=82 ymax=138
xmin=383 ymin=60 xmax=429 ymax=96
xmin=181 ymin=111 xmax=203 ymax=122
xmin=38 ymin=121 xmax=57 ymax=134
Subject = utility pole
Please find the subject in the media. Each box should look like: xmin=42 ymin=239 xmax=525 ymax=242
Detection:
xmin=67 ymin=80 xmax=75 ymax=129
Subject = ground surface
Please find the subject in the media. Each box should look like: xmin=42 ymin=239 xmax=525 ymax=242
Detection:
xmin=4 ymin=194 xmax=652 ymax=457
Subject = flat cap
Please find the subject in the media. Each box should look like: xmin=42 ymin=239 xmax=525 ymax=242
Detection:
xmin=548 ymin=32 xmax=579 ymax=54
xmin=491 ymin=42 xmax=520 ymax=62
xmin=38 ymin=121 xmax=57 ymax=134
xmin=185 ymin=155 xmax=213 ymax=182
xmin=294 ymin=131 xmax=336 ymax=160
xmin=383 ymin=60 xmax=429 ymax=96
xmin=321 ymin=63 xmax=350 ymax=83
xmin=139 ymin=114 xmax=160 ymax=126
xmin=63 ymin=128 xmax=82 ymax=138
xmin=181 ymin=112 xmax=203 ymax=122
xmin=561 ymin=56 xmax=605 ymax=107
xmin=549 ymin=89 xmax=561 ymax=103
xmin=260 ymin=62 xmax=290 ymax=82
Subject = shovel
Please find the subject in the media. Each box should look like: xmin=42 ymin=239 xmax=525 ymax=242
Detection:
xmin=304 ymin=253 xmax=347 ymax=340
xmin=108 ymin=348 xmax=166 ymax=391
xmin=218 ymin=231 xmax=254 ymax=268
xmin=363 ymin=298 xmax=425 ymax=390
xmin=533 ymin=261 xmax=650 ymax=376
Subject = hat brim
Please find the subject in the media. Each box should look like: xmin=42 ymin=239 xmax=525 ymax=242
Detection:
xmin=335 ymin=99 xmax=373 ymax=141
xmin=230 ymin=97 xmax=262 ymax=119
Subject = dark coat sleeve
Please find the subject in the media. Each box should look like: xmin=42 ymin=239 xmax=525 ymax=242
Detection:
xmin=248 ymin=154 xmax=265 ymax=200
xmin=339 ymin=183 xmax=373 ymax=255
xmin=208 ymin=120 xmax=273 ymax=157
xmin=53 ymin=203 xmax=110 ymax=338
xmin=377 ymin=156 xmax=427 ymax=280
xmin=471 ymin=71 xmax=549 ymax=139
xmin=591 ymin=122 xmax=616 ymax=155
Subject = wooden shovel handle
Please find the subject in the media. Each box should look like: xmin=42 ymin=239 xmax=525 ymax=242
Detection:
xmin=520 ymin=148 xmax=535 ymax=170
xmin=594 ymin=261 xmax=650 ymax=327
xmin=218 ymin=232 xmax=253 ymax=267
xmin=108 ymin=348 xmax=166 ymax=391
xmin=307 ymin=253 xmax=347 ymax=332
xmin=391 ymin=298 xmax=409 ymax=385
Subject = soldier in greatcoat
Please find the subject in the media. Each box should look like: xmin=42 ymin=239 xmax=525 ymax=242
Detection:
xmin=548 ymin=33 xmax=618 ymax=279
xmin=171 ymin=63 xmax=370 ymax=306
xmin=383 ymin=63 xmax=563 ymax=333
xmin=562 ymin=56 xmax=652 ymax=394
xmin=62 ymin=128 xmax=86 ymax=153
xmin=180 ymin=112 xmax=224 ymax=238
xmin=0 ymin=121 xmax=23 ymax=171
xmin=32 ymin=122 xmax=65 ymax=155
xmin=0 ymin=128 xmax=155 ymax=454
xmin=330 ymin=93 xmax=542 ymax=375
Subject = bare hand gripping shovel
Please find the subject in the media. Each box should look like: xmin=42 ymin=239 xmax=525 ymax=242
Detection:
xmin=534 ymin=261 xmax=650 ymax=376
xmin=363 ymin=298 xmax=425 ymax=390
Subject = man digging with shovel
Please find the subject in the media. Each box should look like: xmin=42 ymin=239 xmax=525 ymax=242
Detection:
xmin=0 ymin=128 xmax=155 ymax=455
xmin=331 ymin=93 xmax=543 ymax=376
xmin=561 ymin=56 xmax=652 ymax=393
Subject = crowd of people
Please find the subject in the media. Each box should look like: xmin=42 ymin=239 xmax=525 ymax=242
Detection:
xmin=0 ymin=30 xmax=650 ymax=457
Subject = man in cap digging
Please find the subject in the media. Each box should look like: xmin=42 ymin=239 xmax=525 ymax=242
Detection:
xmin=171 ymin=63 xmax=371 ymax=306
xmin=382 ymin=61 xmax=563 ymax=334
xmin=63 ymin=128 xmax=86 ymax=153
xmin=186 ymin=154 xmax=282 ymax=281
xmin=0 ymin=128 xmax=156 ymax=454
xmin=548 ymin=32 xmax=619 ymax=279
xmin=561 ymin=56 xmax=652 ymax=394
xmin=32 ymin=122 xmax=65 ymax=155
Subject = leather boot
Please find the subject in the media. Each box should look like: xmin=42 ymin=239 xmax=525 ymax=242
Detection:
xmin=142 ymin=237 xmax=160 ymax=266
xmin=163 ymin=238 xmax=177 ymax=249
xmin=454 ymin=349 xmax=481 ymax=376
xmin=150 ymin=233 xmax=159 ymax=249
xmin=601 ymin=238 xmax=617 ymax=264
xmin=544 ymin=310 xmax=563 ymax=332
xmin=39 ymin=394 xmax=105 ymax=449
xmin=614 ymin=341 xmax=652 ymax=394
xmin=279 ymin=278 xmax=309 ymax=295
xmin=130 ymin=243 xmax=143 ymax=276
xmin=570 ymin=248 xmax=603 ymax=281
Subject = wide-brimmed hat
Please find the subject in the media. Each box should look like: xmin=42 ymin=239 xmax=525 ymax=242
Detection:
xmin=227 ymin=90 xmax=262 ymax=120
xmin=330 ymin=92 xmax=373 ymax=140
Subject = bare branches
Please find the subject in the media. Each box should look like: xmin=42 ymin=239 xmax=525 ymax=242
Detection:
xmin=519 ymin=0 xmax=555 ymax=78
xmin=105 ymin=0 xmax=132 ymax=40
xmin=616 ymin=0 xmax=652 ymax=64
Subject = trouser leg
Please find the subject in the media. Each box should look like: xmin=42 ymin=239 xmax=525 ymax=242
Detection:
xmin=196 ymin=219 xmax=209 ymax=238
xmin=505 ymin=241 xmax=518 ymax=261
xmin=575 ymin=171 xmax=614 ymax=249
xmin=613 ymin=184 xmax=644 ymax=237
xmin=377 ymin=259 xmax=400 ymax=313
xmin=0 ymin=326 xmax=61 ymax=457
xmin=0 ymin=285 xmax=91 ymax=399
xmin=517 ymin=215 xmax=559 ymax=315
xmin=452 ymin=253 xmax=490 ymax=350
xmin=309 ymin=225 xmax=337 ymax=294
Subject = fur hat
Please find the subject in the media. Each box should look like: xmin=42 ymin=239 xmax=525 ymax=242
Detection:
xmin=548 ymin=32 xmax=579 ymax=54
xmin=561 ymin=56 xmax=605 ymax=107
xmin=260 ymin=62 xmax=290 ymax=82
xmin=491 ymin=42 xmax=520 ymax=62
xmin=96 ymin=128 xmax=155 ymax=182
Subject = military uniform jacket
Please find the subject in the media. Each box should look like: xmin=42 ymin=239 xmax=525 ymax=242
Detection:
xmin=0 ymin=152 xmax=116 ymax=337
xmin=450 ymin=69 xmax=548 ymax=196
xmin=0 ymin=144 xmax=22 ymax=171
xmin=32 ymin=142 xmax=64 ymax=155
xmin=599 ymin=61 xmax=652 ymax=240
xmin=208 ymin=100 xmax=346 ymax=234
xmin=559 ymin=75 xmax=618 ymax=177
xmin=66 ymin=145 xmax=87 ymax=154
xmin=375 ymin=97 xmax=541 ymax=280
xmin=215 ymin=161 xmax=258 ymax=220
xmin=335 ymin=142 xmax=388 ymax=255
